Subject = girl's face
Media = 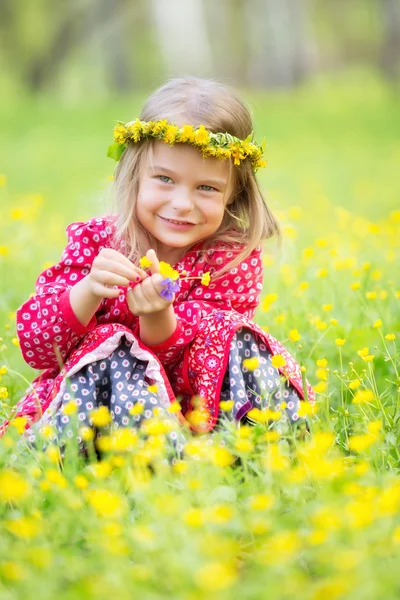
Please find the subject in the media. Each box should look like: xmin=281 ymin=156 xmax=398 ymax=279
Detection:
xmin=136 ymin=141 xmax=233 ymax=264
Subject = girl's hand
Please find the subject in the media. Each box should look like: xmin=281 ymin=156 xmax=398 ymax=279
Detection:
xmin=127 ymin=249 xmax=174 ymax=315
xmin=88 ymin=248 xmax=147 ymax=299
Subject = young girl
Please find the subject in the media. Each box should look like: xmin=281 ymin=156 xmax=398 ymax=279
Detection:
xmin=3 ymin=76 xmax=314 ymax=455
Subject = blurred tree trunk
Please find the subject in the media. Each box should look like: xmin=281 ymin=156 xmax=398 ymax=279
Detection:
xmin=150 ymin=0 xmax=214 ymax=76
xmin=85 ymin=0 xmax=132 ymax=95
xmin=206 ymin=0 xmax=247 ymax=84
xmin=380 ymin=0 xmax=400 ymax=83
xmin=246 ymin=0 xmax=317 ymax=88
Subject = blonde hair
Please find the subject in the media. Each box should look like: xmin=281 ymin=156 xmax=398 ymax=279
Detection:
xmin=112 ymin=76 xmax=281 ymax=276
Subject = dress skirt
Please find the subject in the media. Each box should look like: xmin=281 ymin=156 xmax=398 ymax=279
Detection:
xmin=25 ymin=328 xmax=303 ymax=456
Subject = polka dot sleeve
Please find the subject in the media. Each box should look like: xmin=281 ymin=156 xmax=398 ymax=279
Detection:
xmin=16 ymin=217 xmax=113 ymax=370
xmin=146 ymin=245 xmax=264 ymax=365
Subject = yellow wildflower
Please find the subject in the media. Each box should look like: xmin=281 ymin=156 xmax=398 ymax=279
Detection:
xmin=373 ymin=318 xmax=382 ymax=328
xmin=129 ymin=403 xmax=144 ymax=416
xmin=349 ymin=379 xmax=361 ymax=390
xmin=211 ymin=447 xmax=235 ymax=468
xmin=183 ymin=508 xmax=204 ymax=527
xmin=335 ymin=338 xmax=346 ymax=346
xmin=289 ymin=329 xmax=301 ymax=342
xmin=90 ymin=406 xmax=112 ymax=428
xmin=313 ymin=381 xmax=327 ymax=394
xmin=316 ymin=358 xmax=328 ymax=368
xmin=159 ymin=261 xmax=179 ymax=280
xmin=322 ymin=304 xmax=333 ymax=312
xmin=87 ymin=489 xmax=126 ymax=518
xmin=234 ymin=438 xmax=254 ymax=453
xmin=242 ymin=357 xmax=259 ymax=371
xmin=352 ymin=389 xmax=374 ymax=404
xmin=10 ymin=416 xmax=27 ymax=435
xmin=139 ymin=256 xmax=152 ymax=269
xmin=167 ymin=400 xmax=182 ymax=413
xmin=219 ymin=400 xmax=234 ymax=411
xmin=147 ymin=384 xmax=158 ymax=394
xmin=179 ymin=124 xmax=195 ymax=143
xmin=0 ymin=470 xmax=31 ymax=503
xmin=163 ymin=124 xmax=179 ymax=144
xmin=194 ymin=562 xmax=237 ymax=591
xmin=350 ymin=281 xmax=361 ymax=290
xmin=366 ymin=291 xmax=377 ymax=300
xmin=201 ymin=271 xmax=211 ymax=286
xmin=249 ymin=494 xmax=275 ymax=511
xmin=348 ymin=434 xmax=376 ymax=453
xmin=271 ymin=354 xmax=286 ymax=368
xmin=63 ymin=400 xmax=77 ymax=415
xmin=385 ymin=333 xmax=396 ymax=341
xmin=194 ymin=125 xmax=210 ymax=146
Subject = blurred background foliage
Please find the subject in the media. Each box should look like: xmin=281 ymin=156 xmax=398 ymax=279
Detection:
xmin=0 ymin=0 xmax=400 ymax=96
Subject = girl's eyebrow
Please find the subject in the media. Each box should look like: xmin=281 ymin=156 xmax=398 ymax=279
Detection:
xmin=150 ymin=165 xmax=227 ymax=188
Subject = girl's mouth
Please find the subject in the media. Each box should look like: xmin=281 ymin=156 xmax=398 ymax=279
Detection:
xmin=159 ymin=216 xmax=196 ymax=228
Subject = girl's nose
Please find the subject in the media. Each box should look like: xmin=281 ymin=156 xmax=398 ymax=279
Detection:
xmin=171 ymin=187 xmax=194 ymax=212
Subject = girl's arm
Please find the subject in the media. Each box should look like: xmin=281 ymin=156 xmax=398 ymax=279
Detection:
xmin=16 ymin=217 xmax=115 ymax=370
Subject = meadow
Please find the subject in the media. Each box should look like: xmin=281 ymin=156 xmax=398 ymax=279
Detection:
xmin=0 ymin=70 xmax=399 ymax=599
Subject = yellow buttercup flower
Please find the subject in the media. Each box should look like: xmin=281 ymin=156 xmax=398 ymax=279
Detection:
xmin=139 ymin=256 xmax=153 ymax=269
xmin=201 ymin=272 xmax=211 ymax=286
xmin=243 ymin=357 xmax=259 ymax=371
xmin=271 ymin=354 xmax=286 ymax=368
xmin=159 ymin=261 xmax=179 ymax=280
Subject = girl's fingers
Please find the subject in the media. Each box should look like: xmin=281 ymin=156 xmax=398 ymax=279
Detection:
xmin=91 ymin=282 xmax=121 ymax=299
xmin=98 ymin=259 xmax=144 ymax=282
xmin=146 ymin=249 xmax=160 ymax=275
xmin=94 ymin=270 xmax=134 ymax=288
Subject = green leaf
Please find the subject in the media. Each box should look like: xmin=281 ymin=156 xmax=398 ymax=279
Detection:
xmin=107 ymin=143 xmax=126 ymax=161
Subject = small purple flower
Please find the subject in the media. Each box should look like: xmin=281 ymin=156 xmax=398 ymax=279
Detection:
xmin=160 ymin=277 xmax=181 ymax=301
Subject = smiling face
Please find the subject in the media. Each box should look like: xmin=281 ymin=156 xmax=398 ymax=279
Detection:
xmin=136 ymin=141 xmax=233 ymax=264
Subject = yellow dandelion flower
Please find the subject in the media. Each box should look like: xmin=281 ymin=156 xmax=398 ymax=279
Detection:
xmin=139 ymin=256 xmax=152 ymax=269
xmin=316 ymin=358 xmax=328 ymax=368
xmin=298 ymin=402 xmax=318 ymax=417
xmin=211 ymin=447 xmax=235 ymax=468
xmin=317 ymin=268 xmax=328 ymax=278
xmin=87 ymin=489 xmax=126 ymax=518
xmin=194 ymin=125 xmax=210 ymax=146
xmin=385 ymin=333 xmax=396 ymax=341
xmin=234 ymin=438 xmax=254 ymax=453
xmin=183 ymin=508 xmax=204 ymax=527
xmin=335 ymin=338 xmax=346 ymax=346
xmin=249 ymin=494 xmax=275 ymax=511
xmin=79 ymin=426 xmax=95 ymax=441
xmin=357 ymin=347 xmax=369 ymax=357
xmin=373 ymin=319 xmax=382 ymax=329
xmin=313 ymin=381 xmax=327 ymax=394
xmin=349 ymin=379 xmax=361 ymax=390
xmin=219 ymin=400 xmax=234 ymax=411
xmin=194 ymin=562 xmax=237 ymax=591
xmin=167 ymin=400 xmax=182 ymax=414
xmin=366 ymin=291 xmax=377 ymax=300
xmin=90 ymin=406 xmax=112 ymax=428
xmin=201 ymin=272 xmax=211 ymax=286
xmin=352 ymin=389 xmax=374 ymax=404
xmin=322 ymin=304 xmax=333 ymax=312
xmin=242 ymin=357 xmax=259 ymax=371
xmin=179 ymin=124 xmax=195 ymax=143
xmin=289 ymin=329 xmax=301 ymax=342
xmin=129 ymin=403 xmax=144 ymax=416
xmin=63 ymin=400 xmax=77 ymax=415
xmin=163 ymin=124 xmax=179 ymax=144
xmin=159 ymin=261 xmax=179 ymax=280
xmin=0 ymin=470 xmax=31 ymax=503
xmin=10 ymin=416 xmax=27 ymax=435
xmin=350 ymin=281 xmax=361 ymax=290
xmin=348 ymin=434 xmax=376 ymax=453
xmin=271 ymin=354 xmax=286 ymax=368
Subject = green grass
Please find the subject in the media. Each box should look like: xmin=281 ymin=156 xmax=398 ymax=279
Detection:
xmin=0 ymin=69 xmax=399 ymax=599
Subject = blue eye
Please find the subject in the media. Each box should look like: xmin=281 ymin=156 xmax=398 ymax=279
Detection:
xmin=157 ymin=175 xmax=172 ymax=183
xmin=199 ymin=185 xmax=216 ymax=192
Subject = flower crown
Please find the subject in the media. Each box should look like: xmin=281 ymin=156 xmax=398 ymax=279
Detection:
xmin=107 ymin=119 xmax=267 ymax=171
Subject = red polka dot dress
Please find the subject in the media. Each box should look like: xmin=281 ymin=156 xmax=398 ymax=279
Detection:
xmin=2 ymin=216 xmax=314 ymax=440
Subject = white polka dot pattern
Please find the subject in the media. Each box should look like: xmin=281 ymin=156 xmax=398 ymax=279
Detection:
xmin=16 ymin=216 xmax=263 ymax=371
